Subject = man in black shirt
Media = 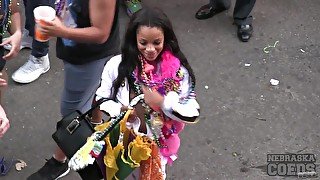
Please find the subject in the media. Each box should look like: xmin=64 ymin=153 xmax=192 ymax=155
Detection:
xmin=27 ymin=0 xmax=120 ymax=179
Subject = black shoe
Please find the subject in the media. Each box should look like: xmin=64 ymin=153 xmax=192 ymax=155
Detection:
xmin=27 ymin=157 xmax=70 ymax=180
xmin=195 ymin=3 xmax=227 ymax=20
xmin=237 ymin=25 xmax=253 ymax=42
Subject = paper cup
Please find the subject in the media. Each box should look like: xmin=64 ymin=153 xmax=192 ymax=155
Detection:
xmin=33 ymin=6 xmax=56 ymax=42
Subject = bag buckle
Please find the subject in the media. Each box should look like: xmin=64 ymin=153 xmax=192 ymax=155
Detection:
xmin=67 ymin=118 xmax=80 ymax=134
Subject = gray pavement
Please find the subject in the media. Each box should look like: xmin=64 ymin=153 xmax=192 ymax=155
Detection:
xmin=1 ymin=0 xmax=320 ymax=179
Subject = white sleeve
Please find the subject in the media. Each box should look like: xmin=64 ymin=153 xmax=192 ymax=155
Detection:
xmin=95 ymin=55 xmax=123 ymax=117
xmin=161 ymin=67 xmax=200 ymax=123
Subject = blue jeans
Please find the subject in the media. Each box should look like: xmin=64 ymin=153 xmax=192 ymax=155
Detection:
xmin=24 ymin=0 xmax=55 ymax=58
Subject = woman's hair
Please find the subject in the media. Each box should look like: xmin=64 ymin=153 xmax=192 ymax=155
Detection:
xmin=111 ymin=7 xmax=195 ymax=99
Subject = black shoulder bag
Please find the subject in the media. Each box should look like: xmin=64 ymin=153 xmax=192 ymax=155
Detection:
xmin=52 ymin=98 xmax=111 ymax=180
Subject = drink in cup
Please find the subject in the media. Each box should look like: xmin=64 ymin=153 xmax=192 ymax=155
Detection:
xmin=33 ymin=6 xmax=56 ymax=42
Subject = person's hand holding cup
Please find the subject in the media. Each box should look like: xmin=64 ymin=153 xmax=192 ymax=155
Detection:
xmin=33 ymin=6 xmax=56 ymax=42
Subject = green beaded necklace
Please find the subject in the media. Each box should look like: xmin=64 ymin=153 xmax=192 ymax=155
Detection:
xmin=0 ymin=0 xmax=12 ymax=36
xmin=132 ymin=82 xmax=165 ymax=148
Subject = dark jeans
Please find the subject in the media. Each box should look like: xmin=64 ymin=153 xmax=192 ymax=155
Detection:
xmin=24 ymin=0 xmax=55 ymax=58
xmin=209 ymin=0 xmax=256 ymax=25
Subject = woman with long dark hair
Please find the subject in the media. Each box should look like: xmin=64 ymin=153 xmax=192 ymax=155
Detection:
xmin=96 ymin=7 xmax=200 ymax=179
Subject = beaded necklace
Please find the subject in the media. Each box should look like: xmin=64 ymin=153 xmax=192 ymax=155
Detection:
xmin=132 ymin=82 xmax=165 ymax=147
xmin=55 ymin=0 xmax=67 ymax=17
xmin=132 ymin=51 xmax=184 ymax=147
xmin=136 ymin=53 xmax=183 ymax=94
xmin=0 ymin=0 xmax=12 ymax=36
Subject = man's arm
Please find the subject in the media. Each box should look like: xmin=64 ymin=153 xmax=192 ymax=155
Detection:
xmin=43 ymin=0 xmax=116 ymax=44
xmin=9 ymin=0 xmax=22 ymax=35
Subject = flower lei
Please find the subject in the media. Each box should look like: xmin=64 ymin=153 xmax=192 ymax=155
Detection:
xmin=132 ymin=50 xmax=185 ymax=165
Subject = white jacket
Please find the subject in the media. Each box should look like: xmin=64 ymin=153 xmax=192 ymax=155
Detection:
xmin=96 ymin=55 xmax=200 ymax=123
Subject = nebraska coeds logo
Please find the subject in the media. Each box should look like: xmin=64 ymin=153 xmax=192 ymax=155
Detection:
xmin=267 ymin=154 xmax=317 ymax=177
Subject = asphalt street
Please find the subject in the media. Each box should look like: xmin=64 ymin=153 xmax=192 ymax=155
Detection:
xmin=0 ymin=0 xmax=319 ymax=179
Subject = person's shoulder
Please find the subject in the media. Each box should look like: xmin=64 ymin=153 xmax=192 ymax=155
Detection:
xmin=105 ymin=54 xmax=122 ymax=67
xmin=180 ymin=66 xmax=188 ymax=75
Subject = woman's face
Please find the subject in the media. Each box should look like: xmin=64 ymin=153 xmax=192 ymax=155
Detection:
xmin=136 ymin=26 xmax=164 ymax=62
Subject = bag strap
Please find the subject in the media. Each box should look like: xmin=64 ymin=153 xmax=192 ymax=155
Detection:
xmin=95 ymin=94 xmax=144 ymax=141
xmin=79 ymin=98 xmax=112 ymax=119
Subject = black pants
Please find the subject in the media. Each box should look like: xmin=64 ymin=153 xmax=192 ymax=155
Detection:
xmin=209 ymin=0 xmax=256 ymax=25
xmin=24 ymin=0 xmax=55 ymax=57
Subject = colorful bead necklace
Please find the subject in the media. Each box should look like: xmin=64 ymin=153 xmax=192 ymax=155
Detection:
xmin=55 ymin=0 xmax=67 ymax=17
xmin=132 ymin=82 xmax=164 ymax=147
xmin=132 ymin=50 xmax=184 ymax=147
xmin=136 ymin=53 xmax=183 ymax=95
xmin=0 ymin=0 xmax=12 ymax=36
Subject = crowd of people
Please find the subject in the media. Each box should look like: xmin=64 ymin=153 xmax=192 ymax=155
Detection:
xmin=0 ymin=0 xmax=256 ymax=179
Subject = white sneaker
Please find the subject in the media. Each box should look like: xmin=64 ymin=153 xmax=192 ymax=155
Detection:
xmin=3 ymin=29 xmax=33 ymax=50
xmin=12 ymin=54 xmax=50 ymax=83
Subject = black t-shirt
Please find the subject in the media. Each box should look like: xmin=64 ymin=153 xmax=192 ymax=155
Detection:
xmin=56 ymin=0 xmax=120 ymax=65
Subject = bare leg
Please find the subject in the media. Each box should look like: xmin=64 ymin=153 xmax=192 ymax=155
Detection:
xmin=54 ymin=147 xmax=67 ymax=162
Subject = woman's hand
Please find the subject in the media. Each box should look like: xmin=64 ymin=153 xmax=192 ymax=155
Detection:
xmin=0 ymin=73 xmax=7 ymax=87
xmin=39 ymin=17 xmax=66 ymax=38
xmin=0 ymin=31 xmax=22 ymax=60
xmin=0 ymin=116 xmax=9 ymax=138
xmin=142 ymin=86 xmax=164 ymax=109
